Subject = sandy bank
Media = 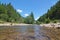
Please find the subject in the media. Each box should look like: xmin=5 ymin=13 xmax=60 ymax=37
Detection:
xmin=0 ymin=23 xmax=33 ymax=26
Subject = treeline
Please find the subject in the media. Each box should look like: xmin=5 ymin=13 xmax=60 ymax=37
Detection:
xmin=0 ymin=0 xmax=60 ymax=24
xmin=37 ymin=0 xmax=60 ymax=24
xmin=0 ymin=3 xmax=22 ymax=23
xmin=0 ymin=3 xmax=35 ymax=24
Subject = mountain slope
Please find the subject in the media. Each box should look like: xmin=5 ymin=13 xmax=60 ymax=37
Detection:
xmin=37 ymin=0 xmax=60 ymax=23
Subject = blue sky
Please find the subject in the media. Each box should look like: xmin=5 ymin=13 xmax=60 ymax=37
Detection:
xmin=0 ymin=0 xmax=58 ymax=20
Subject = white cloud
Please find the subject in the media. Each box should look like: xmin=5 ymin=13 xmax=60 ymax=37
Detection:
xmin=24 ymin=14 xmax=29 ymax=17
xmin=17 ymin=9 xmax=22 ymax=13
xmin=35 ymin=17 xmax=39 ymax=20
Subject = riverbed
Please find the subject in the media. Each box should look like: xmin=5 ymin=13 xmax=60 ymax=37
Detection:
xmin=0 ymin=25 xmax=60 ymax=40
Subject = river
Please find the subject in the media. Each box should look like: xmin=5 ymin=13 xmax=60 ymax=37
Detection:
xmin=0 ymin=25 xmax=60 ymax=40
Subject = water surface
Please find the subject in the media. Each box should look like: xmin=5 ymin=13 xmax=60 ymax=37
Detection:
xmin=0 ymin=25 xmax=60 ymax=40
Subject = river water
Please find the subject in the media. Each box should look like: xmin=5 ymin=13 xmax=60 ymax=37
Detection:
xmin=0 ymin=25 xmax=59 ymax=40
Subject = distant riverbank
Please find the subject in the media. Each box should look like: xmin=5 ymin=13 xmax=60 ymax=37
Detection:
xmin=0 ymin=23 xmax=33 ymax=26
xmin=40 ymin=23 xmax=60 ymax=28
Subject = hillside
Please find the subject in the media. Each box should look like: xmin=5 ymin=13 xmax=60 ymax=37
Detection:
xmin=0 ymin=3 xmax=23 ymax=23
xmin=37 ymin=0 xmax=60 ymax=23
xmin=0 ymin=3 xmax=35 ymax=24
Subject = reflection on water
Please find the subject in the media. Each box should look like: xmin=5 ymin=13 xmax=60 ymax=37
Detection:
xmin=0 ymin=25 xmax=60 ymax=40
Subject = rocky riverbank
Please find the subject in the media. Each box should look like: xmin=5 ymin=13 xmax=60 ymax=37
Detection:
xmin=40 ymin=23 xmax=60 ymax=28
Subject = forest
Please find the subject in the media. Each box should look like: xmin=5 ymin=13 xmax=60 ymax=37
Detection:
xmin=0 ymin=3 xmax=35 ymax=24
xmin=0 ymin=0 xmax=60 ymax=24
xmin=37 ymin=0 xmax=60 ymax=24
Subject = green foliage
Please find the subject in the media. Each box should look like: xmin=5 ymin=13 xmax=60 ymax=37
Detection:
xmin=37 ymin=0 xmax=60 ymax=24
xmin=45 ymin=19 xmax=50 ymax=24
xmin=0 ymin=1 xmax=60 ymax=24
xmin=0 ymin=3 xmax=23 ymax=23
xmin=0 ymin=3 xmax=35 ymax=24
xmin=53 ymin=20 xmax=57 ymax=23
xmin=24 ymin=12 xmax=35 ymax=24
xmin=36 ymin=21 xmax=41 ymax=25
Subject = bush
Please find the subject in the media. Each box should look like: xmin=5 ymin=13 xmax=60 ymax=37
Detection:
xmin=46 ymin=20 xmax=50 ymax=23
xmin=45 ymin=19 xmax=50 ymax=24
xmin=53 ymin=20 xmax=57 ymax=23
xmin=36 ymin=21 xmax=41 ymax=25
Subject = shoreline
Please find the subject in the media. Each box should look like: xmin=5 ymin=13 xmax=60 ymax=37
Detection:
xmin=0 ymin=23 xmax=33 ymax=26
xmin=0 ymin=23 xmax=60 ymax=28
xmin=40 ymin=23 xmax=60 ymax=28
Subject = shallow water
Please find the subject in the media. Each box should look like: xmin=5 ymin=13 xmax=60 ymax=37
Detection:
xmin=0 ymin=25 xmax=60 ymax=40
